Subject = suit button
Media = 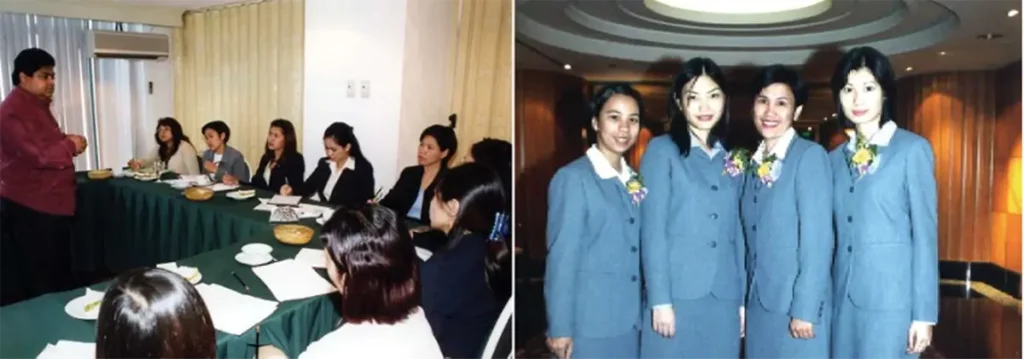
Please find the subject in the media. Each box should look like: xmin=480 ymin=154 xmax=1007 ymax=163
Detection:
xmin=710 ymin=213 xmax=718 ymax=220
xmin=753 ymin=196 xmax=757 ymax=203
xmin=709 ymin=241 xmax=718 ymax=248
xmin=711 ymin=185 xmax=719 ymax=191
xmin=849 ymin=186 xmax=854 ymax=193
xmin=629 ymin=218 xmax=635 ymax=224
xmin=847 ymin=215 xmax=853 ymax=223
xmin=752 ymin=225 xmax=757 ymax=231
xmin=631 ymin=246 xmax=638 ymax=253
xmin=631 ymin=275 xmax=638 ymax=282
xmin=847 ymin=245 xmax=853 ymax=252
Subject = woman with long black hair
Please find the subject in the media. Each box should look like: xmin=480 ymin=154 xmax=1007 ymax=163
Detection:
xmin=242 ymin=119 xmax=305 ymax=194
xmin=281 ymin=122 xmax=374 ymax=207
xmin=128 ymin=117 xmax=200 ymax=175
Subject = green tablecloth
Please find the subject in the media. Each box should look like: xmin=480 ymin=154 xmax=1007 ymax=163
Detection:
xmin=0 ymin=231 xmax=341 ymax=359
xmin=72 ymin=174 xmax=281 ymax=273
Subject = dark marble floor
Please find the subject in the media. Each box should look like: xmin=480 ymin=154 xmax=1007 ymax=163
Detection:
xmin=514 ymin=258 xmax=1022 ymax=359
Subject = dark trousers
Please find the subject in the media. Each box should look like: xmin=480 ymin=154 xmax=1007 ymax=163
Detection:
xmin=0 ymin=197 xmax=72 ymax=306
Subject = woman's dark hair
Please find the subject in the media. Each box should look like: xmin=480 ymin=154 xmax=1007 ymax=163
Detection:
xmin=12 ymin=48 xmax=55 ymax=85
xmin=587 ymin=83 xmax=645 ymax=145
xmin=265 ymin=118 xmax=299 ymax=163
xmin=434 ymin=163 xmax=509 ymax=280
xmin=752 ymin=64 xmax=809 ymax=108
xmin=323 ymin=122 xmax=370 ymax=167
xmin=469 ymin=138 xmax=512 ymax=205
xmin=830 ymin=46 xmax=897 ymax=127
xmin=201 ymin=121 xmax=231 ymax=144
xmin=96 ymin=267 xmax=215 ymax=358
xmin=320 ymin=205 xmax=420 ymax=325
xmin=420 ymin=116 xmax=458 ymax=167
xmin=154 ymin=117 xmax=191 ymax=163
xmin=668 ymin=57 xmax=731 ymax=156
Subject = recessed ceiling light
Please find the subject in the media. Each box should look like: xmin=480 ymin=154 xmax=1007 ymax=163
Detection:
xmin=1009 ymin=9 xmax=1019 ymax=17
xmin=906 ymin=66 xmax=914 ymax=71
xmin=563 ymin=64 xmax=572 ymax=70
xmin=831 ymin=113 xmax=837 ymax=117
xmin=977 ymin=33 xmax=1004 ymax=40
xmin=939 ymin=51 xmax=947 ymax=56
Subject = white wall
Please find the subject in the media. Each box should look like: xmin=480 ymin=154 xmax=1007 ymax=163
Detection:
xmin=305 ymin=0 xmax=456 ymax=192
xmin=397 ymin=0 xmax=458 ymax=171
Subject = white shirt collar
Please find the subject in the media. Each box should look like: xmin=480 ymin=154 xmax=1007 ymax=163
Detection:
xmin=328 ymin=157 xmax=356 ymax=172
xmin=690 ymin=131 xmax=724 ymax=158
xmin=846 ymin=121 xmax=898 ymax=151
xmin=754 ymin=127 xmax=797 ymax=162
xmin=585 ymin=145 xmax=633 ymax=184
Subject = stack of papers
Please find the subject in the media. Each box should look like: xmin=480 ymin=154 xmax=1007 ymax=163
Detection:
xmin=254 ymin=199 xmax=329 ymax=220
xmin=205 ymin=183 xmax=239 ymax=192
xmin=268 ymin=195 xmax=302 ymax=206
xmin=294 ymin=248 xmax=327 ymax=268
xmin=36 ymin=340 xmax=94 ymax=359
xmin=252 ymin=259 xmax=336 ymax=301
xmin=194 ymin=283 xmax=278 ymax=335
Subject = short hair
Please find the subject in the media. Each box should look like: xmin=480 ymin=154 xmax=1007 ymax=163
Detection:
xmin=668 ymin=57 xmax=731 ymax=156
xmin=587 ymin=83 xmax=645 ymax=145
xmin=11 ymin=48 xmax=55 ymax=86
xmin=752 ymin=64 xmax=809 ymax=107
xmin=420 ymin=118 xmax=458 ymax=168
xmin=320 ymin=205 xmax=419 ymax=325
xmin=201 ymin=121 xmax=231 ymax=143
xmin=830 ymin=46 xmax=897 ymax=127
xmin=96 ymin=267 xmax=216 ymax=358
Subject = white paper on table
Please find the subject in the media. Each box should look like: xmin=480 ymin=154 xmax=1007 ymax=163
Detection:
xmin=36 ymin=340 xmax=95 ymax=359
xmin=254 ymin=198 xmax=277 ymax=212
xmin=194 ymin=283 xmax=278 ymax=336
xmin=268 ymin=195 xmax=302 ymax=206
xmin=294 ymin=248 xmax=327 ymax=269
xmin=206 ymin=183 xmax=239 ymax=192
xmin=252 ymin=259 xmax=336 ymax=302
xmin=297 ymin=203 xmax=332 ymax=216
xmin=155 ymin=262 xmax=199 ymax=281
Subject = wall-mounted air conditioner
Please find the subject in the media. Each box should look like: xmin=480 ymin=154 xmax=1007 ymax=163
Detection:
xmin=88 ymin=30 xmax=170 ymax=60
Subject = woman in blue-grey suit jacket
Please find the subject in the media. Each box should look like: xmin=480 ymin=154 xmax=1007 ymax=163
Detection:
xmin=545 ymin=84 xmax=646 ymax=359
xmin=740 ymin=65 xmax=833 ymax=358
xmin=639 ymin=58 xmax=746 ymax=359
xmin=828 ymin=47 xmax=938 ymax=359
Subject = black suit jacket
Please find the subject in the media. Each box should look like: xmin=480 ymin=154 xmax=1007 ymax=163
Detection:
xmin=380 ymin=165 xmax=445 ymax=223
xmin=250 ymin=152 xmax=305 ymax=194
xmin=297 ymin=157 xmax=375 ymax=208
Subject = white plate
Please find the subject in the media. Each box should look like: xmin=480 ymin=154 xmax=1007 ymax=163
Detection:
xmin=235 ymin=252 xmax=273 ymax=266
xmin=179 ymin=268 xmax=202 ymax=284
xmin=226 ymin=191 xmax=256 ymax=200
xmin=65 ymin=295 xmax=101 ymax=320
xmin=242 ymin=243 xmax=273 ymax=255
xmin=136 ymin=176 xmax=157 ymax=182
xmin=171 ymin=182 xmax=191 ymax=190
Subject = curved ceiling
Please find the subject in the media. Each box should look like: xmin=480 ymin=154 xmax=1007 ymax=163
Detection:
xmin=516 ymin=0 xmax=1022 ymax=81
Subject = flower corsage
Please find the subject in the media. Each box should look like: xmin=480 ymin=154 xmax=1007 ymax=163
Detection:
xmin=723 ymin=149 xmax=751 ymax=177
xmin=626 ymin=173 xmax=648 ymax=206
xmin=755 ymin=153 xmax=782 ymax=188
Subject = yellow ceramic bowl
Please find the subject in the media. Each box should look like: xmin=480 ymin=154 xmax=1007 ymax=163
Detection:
xmin=274 ymin=224 xmax=315 ymax=246
xmin=87 ymin=169 xmax=112 ymax=180
xmin=184 ymin=187 xmax=214 ymax=201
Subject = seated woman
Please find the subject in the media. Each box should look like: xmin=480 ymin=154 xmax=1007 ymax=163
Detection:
xmin=200 ymin=120 xmax=250 ymax=182
xmin=280 ymin=122 xmax=374 ymax=207
xmin=262 ymin=205 xmax=442 ymax=359
xmin=96 ymin=267 xmax=216 ymax=358
xmin=421 ymin=163 xmax=510 ymax=358
xmin=128 ymin=117 xmax=201 ymax=175
xmin=380 ymin=121 xmax=457 ymax=224
xmin=238 ymin=119 xmax=304 ymax=193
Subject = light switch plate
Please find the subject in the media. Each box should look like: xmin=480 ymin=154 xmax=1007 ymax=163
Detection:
xmin=360 ymin=80 xmax=370 ymax=98
xmin=346 ymin=80 xmax=356 ymax=98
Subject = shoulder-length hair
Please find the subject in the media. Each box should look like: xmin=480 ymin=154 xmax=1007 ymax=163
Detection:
xmin=96 ymin=267 xmax=215 ymax=358
xmin=264 ymin=118 xmax=299 ymax=163
xmin=830 ymin=46 xmax=897 ymax=127
xmin=320 ymin=205 xmax=420 ymax=325
xmin=433 ymin=163 xmax=509 ymax=276
xmin=420 ymin=117 xmax=458 ymax=168
xmin=585 ymin=83 xmax=645 ymax=145
xmin=668 ymin=57 xmax=731 ymax=156
xmin=155 ymin=117 xmax=191 ymax=163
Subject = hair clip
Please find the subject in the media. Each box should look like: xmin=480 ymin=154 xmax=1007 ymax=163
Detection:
xmin=488 ymin=212 xmax=511 ymax=241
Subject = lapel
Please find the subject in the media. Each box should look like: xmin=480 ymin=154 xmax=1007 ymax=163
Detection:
xmin=694 ymin=149 xmax=724 ymax=189
xmin=750 ymin=138 xmax=799 ymax=223
xmin=844 ymin=134 xmax=896 ymax=186
xmin=591 ymin=168 xmax=635 ymax=217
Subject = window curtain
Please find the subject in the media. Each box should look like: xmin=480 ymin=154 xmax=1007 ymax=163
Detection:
xmin=172 ymin=0 xmax=305 ymax=167
xmin=0 ymin=12 xmax=162 ymax=171
xmin=448 ymin=0 xmax=512 ymax=162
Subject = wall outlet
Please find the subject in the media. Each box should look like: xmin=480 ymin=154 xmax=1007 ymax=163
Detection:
xmin=360 ymin=80 xmax=370 ymax=98
xmin=346 ymin=80 xmax=356 ymax=98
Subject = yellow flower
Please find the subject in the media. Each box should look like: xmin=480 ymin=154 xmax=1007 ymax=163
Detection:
xmin=756 ymin=162 xmax=772 ymax=177
xmin=733 ymin=160 xmax=745 ymax=170
xmin=626 ymin=180 xmax=641 ymax=193
xmin=852 ymin=148 xmax=872 ymax=164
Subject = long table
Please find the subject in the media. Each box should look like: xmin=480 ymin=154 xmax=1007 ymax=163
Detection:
xmin=0 ymin=230 xmax=341 ymax=358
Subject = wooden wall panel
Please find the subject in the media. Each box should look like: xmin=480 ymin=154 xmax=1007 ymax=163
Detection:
xmin=898 ymin=63 xmax=1021 ymax=273
xmin=515 ymin=69 xmax=588 ymax=260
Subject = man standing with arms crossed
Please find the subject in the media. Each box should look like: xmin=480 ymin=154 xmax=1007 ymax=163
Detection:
xmin=0 ymin=48 xmax=89 ymax=305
